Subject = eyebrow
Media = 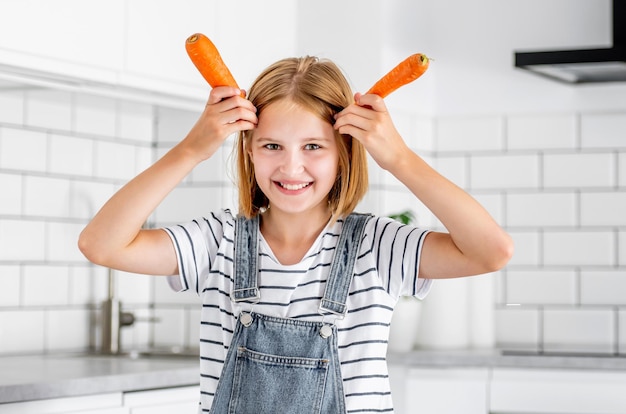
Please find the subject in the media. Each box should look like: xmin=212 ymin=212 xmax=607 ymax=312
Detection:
xmin=255 ymin=136 xmax=333 ymax=143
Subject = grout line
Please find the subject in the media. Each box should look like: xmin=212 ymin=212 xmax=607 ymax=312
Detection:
xmin=575 ymin=266 xmax=582 ymax=306
xmin=614 ymin=229 xmax=620 ymax=268
xmin=538 ymin=227 xmax=544 ymax=267
xmin=0 ymin=120 xmax=153 ymax=147
xmin=575 ymin=189 xmax=581 ymax=229
xmin=538 ymin=151 xmax=544 ymax=191
xmin=538 ymin=305 xmax=545 ymax=353
xmin=501 ymin=115 xmax=508 ymax=153
xmin=614 ymin=306 xmax=620 ymax=355
xmin=575 ymin=113 xmax=582 ymax=149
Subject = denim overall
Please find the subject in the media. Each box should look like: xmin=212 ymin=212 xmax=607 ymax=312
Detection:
xmin=209 ymin=213 xmax=371 ymax=414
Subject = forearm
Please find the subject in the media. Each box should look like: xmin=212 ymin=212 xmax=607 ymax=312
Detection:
xmin=78 ymin=142 xmax=202 ymax=265
xmin=333 ymin=94 xmax=512 ymax=276
xmin=391 ymin=151 xmax=513 ymax=273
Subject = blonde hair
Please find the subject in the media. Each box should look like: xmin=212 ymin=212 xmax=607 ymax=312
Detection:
xmin=236 ymin=56 xmax=368 ymax=221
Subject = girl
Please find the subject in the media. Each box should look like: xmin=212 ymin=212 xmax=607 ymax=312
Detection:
xmin=79 ymin=56 xmax=513 ymax=413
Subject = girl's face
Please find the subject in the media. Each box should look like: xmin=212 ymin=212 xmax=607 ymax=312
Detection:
xmin=248 ymin=99 xmax=339 ymax=218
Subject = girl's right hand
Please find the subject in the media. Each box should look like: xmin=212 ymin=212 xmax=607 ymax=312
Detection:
xmin=182 ymin=86 xmax=258 ymax=162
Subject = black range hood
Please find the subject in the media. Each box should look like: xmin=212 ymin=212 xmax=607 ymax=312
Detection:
xmin=514 ymin=0 xmax=625 ymax=83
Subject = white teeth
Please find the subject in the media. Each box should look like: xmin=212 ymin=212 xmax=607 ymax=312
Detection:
xmin=280 ymin=182 xmax=310 ymax=190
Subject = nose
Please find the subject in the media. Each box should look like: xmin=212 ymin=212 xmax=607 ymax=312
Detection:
xmin=279 ymin=148 xmax=305 ymax=175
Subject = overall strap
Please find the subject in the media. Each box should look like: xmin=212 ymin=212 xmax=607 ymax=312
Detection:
xmin=319 ymin=213 xmax=371 ymax=316
xmin=232 ymin=215 xmax=260 ymax=302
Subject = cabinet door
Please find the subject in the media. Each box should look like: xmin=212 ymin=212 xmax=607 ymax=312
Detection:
xmin=490 ymin=368 xmax=626 ymax=414
xmin=0 ymin=393 xmax=126 ymax=414
xmin=123 ymin=0 xmax=216 ymax=91
xmin=0 ymin=0 xmax=125 ymax=78
xmin=212 ymin=0 xmax=297 ymax=89
xmin=401 ymin=367 xmax=489 ymax=414
xmin=123 ymin=0 xmax=297 ymax=94
xmin=124 ymin=386 xmax=199 ymax=414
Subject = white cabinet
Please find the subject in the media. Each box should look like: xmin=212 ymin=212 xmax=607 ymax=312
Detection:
xmin=121 ymin=0 xmax=217 ymax=96
xmin=0 ymin=386 xmax=199 ymax=414
xmin=0 ymin=0 xmax=298 ymax=101
xmin=389 ymin=365 xmax=490 ymax=414
xmin=490 ymin=368 xmax=626 ymax=414
xmin=0 ymin=0 xmax=126 ymax=81
xmin=0 ymin=0 xmax=213 ymax=98
xmin=123 ymin=385 xmax=199 ymax=414
xmin=0 ymin=393 xmax=127 ymax=414
xmin=390 ymin=363 xmax=626 ymax=414
xmin=210 ymin=1 xmax=298 ymax=90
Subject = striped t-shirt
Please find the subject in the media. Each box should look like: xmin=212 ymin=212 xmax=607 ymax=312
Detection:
xmin=164 ymin=209 xmax=431 ymax=413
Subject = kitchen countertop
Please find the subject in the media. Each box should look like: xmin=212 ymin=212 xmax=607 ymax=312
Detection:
xmin=388 ymin=349 xmax=626 ymax=371
xmin=0 ymin=353 xmax=199 ymax=404
xmin=2 ymin=349 xmax=626 ymax=404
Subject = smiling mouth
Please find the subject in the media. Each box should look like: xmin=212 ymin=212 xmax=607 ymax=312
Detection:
xmin=277 ymin=182 xmax=312 ymax=191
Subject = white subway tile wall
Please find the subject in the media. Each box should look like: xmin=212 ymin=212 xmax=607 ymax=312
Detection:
xmin=620 ymin=309 xmax=626 ymax=354
xmin=507 ymin=114 xmax=577 ymax=150
xmin=494 ymin=112 xmax=625 ymax=355
xmin=0 ymin=89 xmax=24 ymax=124
xmin=506 ymin=270 xmax=577 ymax=306
xmin=619 ymin=153 xmax=626 ymax=186
xmin=581 ymin=113 xmax=626 ymax=149
xmin=543 ymin=230 xmax=615 ymax=266
xmin=471 ymin=154 xmax=540 ymax=190
xmin=25 ymin=90 xmax=72 ymax=131
xmin=617 ymin=230 xmax=626 ymax=267
xmin=543 ymin=308 xmax=615 ymax=354
xmin=0 ymin=89 xmax=202 ymax=355
xmin=0 ymin=310 xmax=45 ymax=354
xmin=543 ymin=153 xmax=615 ymax=188
xmin=506 ymin=231 xmax=540 ymax=266
xmin=507 ymin=193 xmax=577 ymax=227
xmin=494 ymin=307 xmax=540 ymax=352
xmin=580 ymin=192 xmax=626 ymax=226
xmin=579 ymin=270 xmax=626 ymax=305
xmin=0 ymin=127 xmax=48 ymax=172
xmin=436 ymin=116 xmax=504 ymax=152
xmin=1 ymin=85 xmax=625 ymax=357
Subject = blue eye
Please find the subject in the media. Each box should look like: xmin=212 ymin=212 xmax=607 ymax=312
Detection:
xmin=304 ymin=143 xmax=320 ymax=150
xmin=264 ymin=143 xmax=280 ymax=150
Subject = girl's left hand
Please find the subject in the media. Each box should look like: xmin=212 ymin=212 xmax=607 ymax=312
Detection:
xmin=333 ymin=93 xmax=409 ymax=171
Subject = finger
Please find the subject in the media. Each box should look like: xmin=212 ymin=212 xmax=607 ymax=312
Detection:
xmin=221 ymin=117 xmax=257 ymax=137
xmin=207 ymin=86 xmax=244 ymax=105
xmin=333 ymin=112 xmax=371 ymax=133
xmin=232 ymin=119 xmax=257 ymax=132
xmin=335 ymin=104 xmax=373 ymax=126
xmin=356 ymin=92 xmax=387 ymax=112
xmin=221 ymin=105 xmax=258 ymax=126
xmin=335 ymin=123 xmax=366 ymax=143
xmin=215 ymin=95 xmax=257 ymax=116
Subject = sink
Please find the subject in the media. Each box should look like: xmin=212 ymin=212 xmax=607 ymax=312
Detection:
xmin=60 ymin=347 xmax=200 ymax=361
xmin=123 ymin=349 xmax=199 ymax=360
xmin=500 ymin=349 xmax=626 ymax=358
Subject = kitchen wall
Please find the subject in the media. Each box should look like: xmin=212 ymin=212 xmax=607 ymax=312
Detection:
xmin=1 ymin=0 xmax=625 ymax=356
xmin=398 ymin=0 xmax=626 ymax=355
xmin=0 ymin=86 xmax=146 ymax=353
xmin=0 ymin=83 xmax=229 ymax=354
xmin=2 ymin=85 xmax=624 ymax=356
xmin=432 ymin=111 xmax=626 ymax=355
xmin=295 ymin=0 xmax=626 ymax=354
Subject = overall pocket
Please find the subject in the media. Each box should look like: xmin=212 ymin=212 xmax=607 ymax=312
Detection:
xmin=229 ymin=346 xmax=329 ymax=414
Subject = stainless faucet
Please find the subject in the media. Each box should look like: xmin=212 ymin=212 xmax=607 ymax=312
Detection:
xmin=100 ymin=268 xmax=137 ymax=354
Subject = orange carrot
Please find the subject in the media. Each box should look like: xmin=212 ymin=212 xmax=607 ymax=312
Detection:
xmin=185 ymin=33 xmax=243 ymax=96
xmin=366 ymin=54 xmax=430 ymax=98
